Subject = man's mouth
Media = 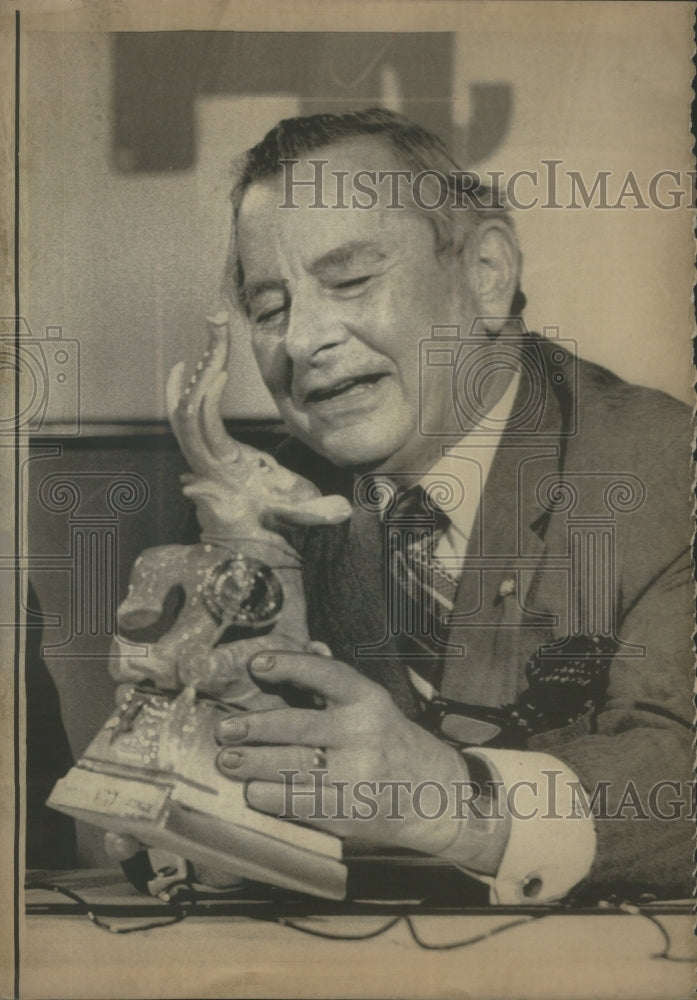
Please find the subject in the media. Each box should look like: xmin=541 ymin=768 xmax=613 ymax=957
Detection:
xmin=304 ymin=372 xmax=388 ymax=404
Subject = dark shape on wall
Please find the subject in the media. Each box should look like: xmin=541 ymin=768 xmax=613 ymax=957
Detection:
xmin=113 ymin=32 xmax=512 ymax=172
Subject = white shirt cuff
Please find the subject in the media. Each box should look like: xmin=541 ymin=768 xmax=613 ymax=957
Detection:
xmin=444 ymin=748 xmax=596 ymax=905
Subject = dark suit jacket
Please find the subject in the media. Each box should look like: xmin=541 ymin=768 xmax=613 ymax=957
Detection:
xmin=277 ymin=335 xmax=693 ymax=897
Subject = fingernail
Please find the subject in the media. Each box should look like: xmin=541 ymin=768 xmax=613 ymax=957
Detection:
xmin=250 ymin=653 xmax=276 ymax=672
xmin=218 ymin=748 xmax=244 ymax=770
xmin=218 ymin=716 xmax=248 ymax=741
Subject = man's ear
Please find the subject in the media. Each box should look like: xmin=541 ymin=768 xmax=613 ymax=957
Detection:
xmin=468 ymin=221 xmax=521 ymax=333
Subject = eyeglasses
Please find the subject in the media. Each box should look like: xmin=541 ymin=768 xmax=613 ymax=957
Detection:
xmin=418 ymin=695 xmax=530 ymax=749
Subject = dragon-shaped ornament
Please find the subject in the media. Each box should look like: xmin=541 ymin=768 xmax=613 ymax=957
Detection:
xmin=48 ymin=314 xmax=352 ymax=900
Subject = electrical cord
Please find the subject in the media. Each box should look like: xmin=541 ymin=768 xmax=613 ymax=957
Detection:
xmin=28 ymin=880 xmax=189 ymax=934
xmin=25 ymin=879 xmax=694 ymax=959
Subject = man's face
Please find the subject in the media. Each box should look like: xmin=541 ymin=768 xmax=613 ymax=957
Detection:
xmin=235 ymin=137 xmax=478 ymax=473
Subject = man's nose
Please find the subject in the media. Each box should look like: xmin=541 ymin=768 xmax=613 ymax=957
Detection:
xmin=283 ymin=291 xmax=348 ymax=364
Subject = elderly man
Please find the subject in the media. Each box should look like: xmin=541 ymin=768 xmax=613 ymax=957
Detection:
xmin=203 ymin=109 xmax=691 ymax=903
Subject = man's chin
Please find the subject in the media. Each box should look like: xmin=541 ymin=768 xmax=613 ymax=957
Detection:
xmin=281 ymin=413 xmax=388 ymax=465
xmin=307 ymin=431 xmax=402 ymax=472
xmin=318 ymin=447 xmax=395 ymax=472
xmin=318 ymin=433 xmax=448 ymax=478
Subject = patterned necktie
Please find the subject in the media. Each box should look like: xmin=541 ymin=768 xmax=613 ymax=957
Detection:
xmin=387 ymin=485 xmax=461 ymax=685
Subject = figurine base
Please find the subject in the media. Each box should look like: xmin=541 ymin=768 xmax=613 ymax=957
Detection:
xmin=48 ymin=688 xmax=346 ymax=900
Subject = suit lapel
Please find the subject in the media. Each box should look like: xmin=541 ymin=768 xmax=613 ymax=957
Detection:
xmin=441 ymin=336 xmax=573 ymax=705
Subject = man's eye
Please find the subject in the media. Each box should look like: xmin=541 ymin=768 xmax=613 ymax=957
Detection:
xmin=255 ymin=304 xmax=287 ymax=325
xmin=332 ymin=275 xmax=372 ymax=291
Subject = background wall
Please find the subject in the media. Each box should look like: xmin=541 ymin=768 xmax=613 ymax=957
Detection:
xmin=17 ymin=8 xmax=694 ymax=866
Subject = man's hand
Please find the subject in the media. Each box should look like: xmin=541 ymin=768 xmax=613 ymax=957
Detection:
xmin=215 ymin=651 xmax=470 ymax=855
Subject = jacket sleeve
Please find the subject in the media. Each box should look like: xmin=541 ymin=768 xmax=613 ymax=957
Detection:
xmin=525 ymin=388 xmax=694 ymax=896
xmin=439 ymin=535 xmax=693 ymax=901
xmin=526 ymin=543 xmax=694 ymax=896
